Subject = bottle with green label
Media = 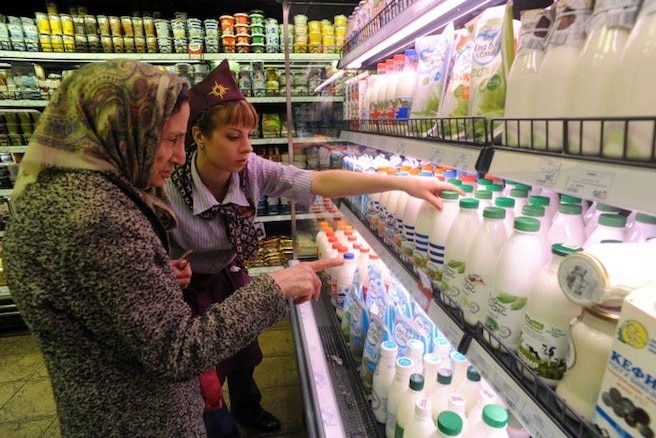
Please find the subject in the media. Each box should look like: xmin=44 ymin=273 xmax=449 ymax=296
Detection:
xmin=486 ymin=217 xmax=549 ymax=351
xmin=518 ymin=243 xmax=583 ymax=387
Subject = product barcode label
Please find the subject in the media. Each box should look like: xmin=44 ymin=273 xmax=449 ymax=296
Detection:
xmin=564 ymin=169 xmax=614 ymax=201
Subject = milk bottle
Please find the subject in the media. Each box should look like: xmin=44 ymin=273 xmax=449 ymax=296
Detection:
xmin=464 ymin=404 xmax=510 ymax=438
xmin=537 ymin=189 xmax=560 ymax=221
xmin=401 ymin=171 xmax=433 ymax=263
xmin=394 ymin=49 xmax=418 ymax=120
xmin=386 ymin=357 xmax=415 ymax=438
xmin=528 ymin=195 xmax=554 ymax=224
xmin=555 ymin=306 xmax=619 ymax=421
xmin=504 ymin=7 xmax=554 ymax=147
xmin=583 ymin=213 xmax=626 ymax=248
xmin=412 ymin=199 xmax=441 ymax=272
xmin=392 ymin=176 xmax=413 ymax=253
xmin=474 ymin=190 xmax=493 ymax=214
xmin=447 ymin=393 xmax=468 ymax=435
xmin=486 ymin=217 xmax=549 ymax=351
xmin=625 ymin=212 xmax=656 ymax=242
xmin=425 ymin=190 xmax=460 ymax=283
xmin=605 ymin=1 xmax=656 ymax=160
xmin=381 ymin=54 xmax=405 ymax=121
xmin=406 ymin=339 xmax=425 ymax=376
xmin=441 ymin=198 xmax=481 ymax=308
xmin=457 ymin=365 xmax=483 ymax=416
xmin=461 ymin=206 xmax=507 ymax=327
xmin=335 ymin=252 xmax=357 ymax=318
xmin=520 ymin=205 xmax=551 ymax=259
xmin=532 ymin=0 xmax=594 ymax=151
xmin=430 ymin=368 xmax=454 ymax=423
xmin=518 ymin=244 xmax=583 ymax=387
xmin=508 ymin=188 xmax=529 ymax=218
xmin=422 ymin=353 xmax=441 ymax=395
xmin=546 ymin=203 xmax=586 ymax=247
xmin=437 ymin=411 xmax=464 ymax=438
xmin=466 ymin=388 xmax=498 ymax=430
xmin=450 ymin=351 xmax=469 ymax=389
xmin=494 ymin=197 xmax=516 ymax=235
xmin=567 ymin=0 xmax=642 ymax=156
xmin=584 ymin=202 xmax=620 ymax=232
xmin=433 ymin=337 xmax=453 ymax=369
xmin=403 ymin=398 xmax=436 ymax=437
xmin=368 ymin=62 xmax=388 ymax=120
xmin=395 ymin=373 xmax=425 ymax=437
xmin=372 ymin=340 xmax=398 ymax=423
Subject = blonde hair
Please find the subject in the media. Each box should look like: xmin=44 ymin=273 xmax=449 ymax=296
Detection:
xmin=194 ymin=100 xmax=258 ymax=137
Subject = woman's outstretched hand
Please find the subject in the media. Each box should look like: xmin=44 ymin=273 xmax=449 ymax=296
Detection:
xmin=270 ymin=258 xmax=344 ymax=305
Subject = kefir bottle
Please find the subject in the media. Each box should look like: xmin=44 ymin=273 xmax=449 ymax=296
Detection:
xmin=486 ymin=217 xmax=549 ymax=351
xmin=464 ymin=404 xmax=510 ymax=438
xmin=546 ymin=203 xmax=586 ymax=248
xmin=403 ymin=398 xmax=436 ymax=437
xmin=583 ymin=213 xmax=626 ymax=248
xmin=386 ymin=357 xmax=414 ymax=438
xmin=425 ymin=190 xmax=461 ymax=283
xmin=494 ymin=197 xmax=516 ymax=235
xmin=461 ymin=206 xmax=507 ymax=327
xmin=625 ymin=212 xmax=656 ymax=242
xmin=441 ymin=198 xmax=481 ymax=308
xmin=532 ymin=0 xmax=594 ymax=151
xmin=372 ymin=340 xmax=398 ymax=423
xmin=518 ymin=244 xmax=583 ymax=387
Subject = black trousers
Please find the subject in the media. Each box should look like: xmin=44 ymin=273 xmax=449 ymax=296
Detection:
xmin=225 ymin=366 xmax=263 ymax=418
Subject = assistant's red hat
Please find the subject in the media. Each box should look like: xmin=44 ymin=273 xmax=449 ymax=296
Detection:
xmin=188 ymin=59 xmax=245 ymax=127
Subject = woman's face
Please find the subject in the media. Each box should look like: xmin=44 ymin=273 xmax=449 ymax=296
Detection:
xmin=196 ymin=122 xmax=254 ymax=174
xmin=150 ymin=102 xmax=189 ymax=188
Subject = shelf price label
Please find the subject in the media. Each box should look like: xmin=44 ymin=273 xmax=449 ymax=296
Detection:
xmin=451 ymin=151 xmax=474 ymax=171
xmin=564 ymin=169 xmax=614 ymax=201
xmin=535 ymin=158 xmax=560 ymax=187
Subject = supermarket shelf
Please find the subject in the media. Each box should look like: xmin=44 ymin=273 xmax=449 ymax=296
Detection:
xmin=247 ymin=266 xmax=284 ymax=275
xmin=251 ymin=136 xmax=341 ymax=145
xmin=0 ymin=189 xmax=12 ymax=196
xmin=487 ymin=148 xmax=656 ymax=215
xmin=338 ymin=199 xmax=598 ymax=438
xmin=249 ymin=96 xmax=343 ymax=104
xmin=0 ymin=51 xmax=341 ymax=64
xmin=0 ymin=146 xmax=28 ymax=153
xmin=0 ymin=100 xmax=48 ymax=108
xmin=340 ymin=130 xmax=485 ymax=173
xmin=256 ymin=212 xmax=324 ymax=223
xmin=0 ymin=286 xmax=10 ymax=299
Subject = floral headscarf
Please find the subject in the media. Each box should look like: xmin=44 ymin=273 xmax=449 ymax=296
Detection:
xmin=12 ymin=59 xmax=189 ymax=227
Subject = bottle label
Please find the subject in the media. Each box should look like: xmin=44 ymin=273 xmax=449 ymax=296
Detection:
xmin=462 ymin=271 xmax=492 ymax=321
xmin=440 ymin=258 xmax=466 ymax=304
xmin=546 ymin=9 xmax=592 ymax=48
xmin=425 ymin=257 xmax=444 ymax=282
xmin=518 ymin=312 xmax=570 ymax=381
xmin=485 ymin=291 xmax=528 ymax=348
xmin=589 ymin=0 xmax=641 ymax=31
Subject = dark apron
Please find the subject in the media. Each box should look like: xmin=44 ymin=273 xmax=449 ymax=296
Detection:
xmin=183 ymin=261 xmax=263 ymax=376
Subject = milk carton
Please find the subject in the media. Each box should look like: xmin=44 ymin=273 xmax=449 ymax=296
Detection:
xmin=593 ymin=283 xmax=656 ymax=438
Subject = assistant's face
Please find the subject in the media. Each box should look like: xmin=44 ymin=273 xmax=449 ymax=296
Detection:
xmin=150 ymin=102 xmax=189 ymax=188
xmin=200 ymin=123 xmax=254 ymax=174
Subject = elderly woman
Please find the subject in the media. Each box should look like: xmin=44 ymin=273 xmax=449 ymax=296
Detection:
xmin=3 ymin=59 xmax=339 ymax=437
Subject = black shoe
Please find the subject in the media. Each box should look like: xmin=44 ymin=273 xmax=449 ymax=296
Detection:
xmin=236 ymin=407 xmax=281 ymax=432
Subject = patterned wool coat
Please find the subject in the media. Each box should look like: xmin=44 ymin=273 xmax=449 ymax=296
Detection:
xmin=4 ymin=168 xmax=289 ymax=437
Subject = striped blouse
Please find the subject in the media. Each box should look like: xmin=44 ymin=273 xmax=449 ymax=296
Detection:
xmin=165 ymin=152 xmax=314 ymax=274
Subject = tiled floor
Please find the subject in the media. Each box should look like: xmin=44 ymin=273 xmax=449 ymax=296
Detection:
xmin=0 ymin=317 xmax=306 ymax=437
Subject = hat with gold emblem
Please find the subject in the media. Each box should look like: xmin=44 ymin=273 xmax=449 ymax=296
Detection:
xmin=188 ymin=59 xmax=245 ymax=127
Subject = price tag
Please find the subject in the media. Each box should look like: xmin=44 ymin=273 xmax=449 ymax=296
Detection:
xmin=535 ymin=158 xmax=560 ymax=187
xmin=412 ymin=270 xmax=433 ymax=312
xmin=430 ymin=148 xmax=444 ymax=165
xmin=452 ymin=152 xmax=474 ymax=171
xmin=395 ymin=141 xmax=407 ymax=157
xmin=564 ymin=169 xmax=614 ymax=200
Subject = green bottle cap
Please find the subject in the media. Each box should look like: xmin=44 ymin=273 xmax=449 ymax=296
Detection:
xmin=448 ymin=178 xmax=463 ymax=186
xmin=466 ymin=365 xmax=481 ymax=382
xmin=482 ymin=404 xmax=509 ymax=428
xmin=514 ymin=183 xmax=532 ymax=192
xmin=558 ymin=203 xmax=582 ymax=215
xmin=461 ymin=184 xmax=474 ymax=194
xmin=509 ymin=188 xmax=529 ymax=199
xmin=475 ymin=190 xmax=493 ymax=200
xmin=483 ymin=206 xmax=506 ymax=219
xmin=437 ymin=368 xmax=453 ymax=385
xmin=552 ymin=243 xmax=583 ymax=257
xmin=529 ymin=195 xmax=550 ymax=207
xmin=440 ymin=190 xmax=460 ymax=200
xmin=495 ymin=197 xmax=515 ymax=208
xmin=522 ymin=204 xmax=545 ymax=217
xmin=488 ymin=183 xmax=503 ymax=193
xmin=636 ymin=213 xmax=656 ymax=224
xmin=598 ymin=213 xmax=627 ymax=228
xmin=438 ymin=411 xmax=463 ymax=436
xmin=409 ymin=373 xmax=424 ymax=391
xmin=477 ymin=178 xmax=493 ymax=186
xmin=560 ymin=194 xmax=582 ymax=204
xmin=597 ymin=203 xmax=620 ymax=213
xmin=459 ymin=198 xmax=479 ymax=209
xmin=514 ymin=216 xmax=540 ymax=232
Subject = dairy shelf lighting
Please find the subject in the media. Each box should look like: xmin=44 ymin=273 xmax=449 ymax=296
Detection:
xmin=339 ymin=0 xmax=504 ymax=70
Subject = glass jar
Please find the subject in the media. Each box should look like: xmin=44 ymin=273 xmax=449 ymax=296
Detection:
xmin=555 ymin=305 xmax=619 ymax=420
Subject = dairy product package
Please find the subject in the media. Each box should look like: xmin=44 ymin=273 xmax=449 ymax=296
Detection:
xmin=437 ymin=28 xmax=474 ymax=138
xmin=503 ymin=7 xmax=554 ymax=147
xmin=409 ymin=23 xmax=454 ymax=121
xmin=593 ymin=283 xmax=656 ymax=438
xmin=467 ymin=3 xmax=515 ymax=123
